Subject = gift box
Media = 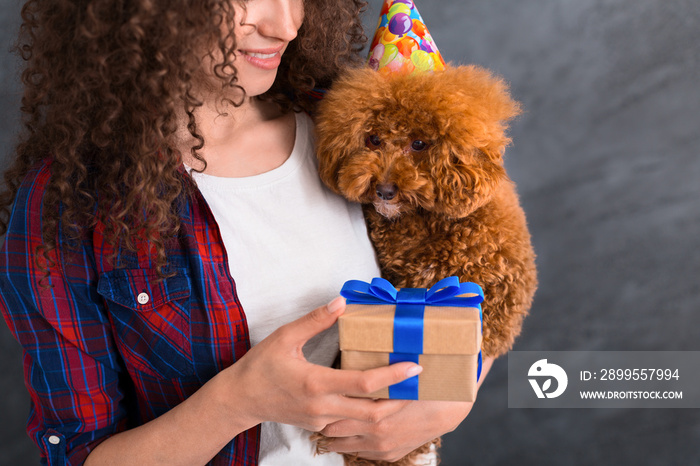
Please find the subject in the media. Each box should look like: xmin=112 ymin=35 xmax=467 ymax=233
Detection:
xmin=338 ymin=276 xmax=484 ymax=401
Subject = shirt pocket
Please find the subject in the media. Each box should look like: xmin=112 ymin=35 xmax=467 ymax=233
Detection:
xmin=97 ymin=268 xmax=195 ymax=379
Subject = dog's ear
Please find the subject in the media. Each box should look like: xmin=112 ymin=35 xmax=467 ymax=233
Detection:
xmin=314 ymin=68 xmax=387 ymax=193
xmin=439 ymin=65 xmax=522 ymax=164
xmin=420 ymin=65 xmax=518 ymax=218
xmin=314 ymin=119 xmax=343 ymax=193
xmin=314 ymin=99 xmax=346 ymax=194
xmin=431 ymin=142 xmax=507 ymax=218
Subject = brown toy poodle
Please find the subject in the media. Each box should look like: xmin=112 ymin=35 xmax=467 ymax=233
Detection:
xmin=313 ymin=65 xmax=538 ymax=465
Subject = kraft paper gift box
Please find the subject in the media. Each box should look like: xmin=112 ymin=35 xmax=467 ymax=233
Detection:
xmin=338 ymin=276 xmax=484 ymax=402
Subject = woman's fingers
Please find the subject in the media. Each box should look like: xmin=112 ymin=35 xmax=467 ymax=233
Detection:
xmin=324 ymin=362 xmax=423 ymax=398
xmin=275 ymin=296 xmax=346 ymax=348
xmin=303 ymin=363 xmax=419 ymax=425
xmin=320 ymin=399 xmax=411 ymax=435
xmin=239 ymin=297 xmax=424 ymax=429
xmin=322 ymin=436 xmax=409 ymax=463
xmin=272 ymin=296 xmax=422 ymax=399
xmin=317 ymin=399 xmax=475 ymax=463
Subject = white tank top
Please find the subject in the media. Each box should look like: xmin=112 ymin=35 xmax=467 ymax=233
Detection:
xmin=189 ymin=111 xmax=381 ymax=465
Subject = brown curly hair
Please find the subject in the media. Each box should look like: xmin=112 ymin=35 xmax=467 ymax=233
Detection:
xmin=0 ymin=0 xmax=368 ymax=275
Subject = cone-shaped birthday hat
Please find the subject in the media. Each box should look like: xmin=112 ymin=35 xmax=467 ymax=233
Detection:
xmin=368 ymin=0 xmax=446 ymax=75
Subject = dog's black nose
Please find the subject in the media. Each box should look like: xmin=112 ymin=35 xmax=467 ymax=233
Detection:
xmin=376 ymin=183 xmax=398 ymax=201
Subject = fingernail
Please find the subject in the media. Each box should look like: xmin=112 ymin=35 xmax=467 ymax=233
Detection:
xmin=327 ymin=296 xmax=345 ymax=314
xmin=406 ymin=365 xmax=423 ymax=378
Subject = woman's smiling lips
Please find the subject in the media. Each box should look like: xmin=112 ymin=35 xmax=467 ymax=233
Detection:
xmin=239 ymin=46 xmax=284 ymax=70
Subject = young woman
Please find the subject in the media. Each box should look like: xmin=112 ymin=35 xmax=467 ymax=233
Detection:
xmin=0 ymin=0 xmax=493 ymax=464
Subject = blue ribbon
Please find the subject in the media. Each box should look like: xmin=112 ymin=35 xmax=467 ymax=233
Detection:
xmin=388 ymin=352 xmax=420 ymax=399
xmin=341 ymin=277 xmax=484 ymax=399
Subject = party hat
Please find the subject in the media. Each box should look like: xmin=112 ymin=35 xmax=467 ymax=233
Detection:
xmin=368 ymin=0 xmax=446 ymax=75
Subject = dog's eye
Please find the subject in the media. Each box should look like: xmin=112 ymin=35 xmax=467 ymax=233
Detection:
xmin=365 ymin=135 xmax=382 ymax=148
xmin=410 ymin=140 xmax=429 ymax=152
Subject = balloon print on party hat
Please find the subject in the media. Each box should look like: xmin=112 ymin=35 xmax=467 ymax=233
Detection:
xmin=368 ymin=0 xmax=446 ymax=75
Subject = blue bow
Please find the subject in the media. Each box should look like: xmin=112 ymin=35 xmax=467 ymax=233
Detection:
xmin=341 ymin=276 xmax=484 ymax=399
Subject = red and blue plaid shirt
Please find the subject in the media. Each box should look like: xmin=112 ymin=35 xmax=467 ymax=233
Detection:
xmin=0 ymin=160 xmax=260 ymax=465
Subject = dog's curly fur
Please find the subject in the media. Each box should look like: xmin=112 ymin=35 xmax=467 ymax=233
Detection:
xmin=313 ymin=65 xmax=537 ymax=466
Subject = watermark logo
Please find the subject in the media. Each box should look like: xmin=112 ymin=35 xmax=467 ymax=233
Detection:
xmin=528 ymin=359 xmax=568 ymax=398
xmin=510 ymin=351 xmax=698 ymax=408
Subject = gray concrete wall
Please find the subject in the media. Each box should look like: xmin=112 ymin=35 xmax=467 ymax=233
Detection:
xmin=0 ymin=0 xmax=37 ymax=463
xmin=390 ymin=1 xmax=700 ymax=464
xmin=1 ymin=0 xmax=699 ymax=464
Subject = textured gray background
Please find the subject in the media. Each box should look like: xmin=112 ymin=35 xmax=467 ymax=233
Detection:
xmin=1 ymin=0 xmax=699 ymax=464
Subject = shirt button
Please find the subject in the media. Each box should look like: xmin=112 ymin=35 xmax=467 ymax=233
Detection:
xmin=137 ymin=292 xmax=150 ymax=305
xmin=48 ymin=435 xmax=61 ymax=445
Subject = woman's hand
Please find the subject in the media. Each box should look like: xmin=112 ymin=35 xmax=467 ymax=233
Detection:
xmin=318 ymin=357 xmax=495 ymax=462
xmin=220 ymin=297 xmax=421 ymax=433
xmin=86 ymin=297 xmax=419 ymax=466
xmin=319 ymin=400 xmax=472 ymax=462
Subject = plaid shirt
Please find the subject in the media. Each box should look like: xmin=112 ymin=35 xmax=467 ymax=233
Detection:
xmin=0 ymin=160 xmax=260 ymax=465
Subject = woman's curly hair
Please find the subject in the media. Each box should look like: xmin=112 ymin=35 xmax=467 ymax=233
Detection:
xmin=0 ymin=0 xmax=368 ymax=275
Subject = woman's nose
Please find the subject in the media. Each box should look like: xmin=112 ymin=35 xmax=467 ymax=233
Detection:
xmin=251 ymin=0 xmax=303 ymax=42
